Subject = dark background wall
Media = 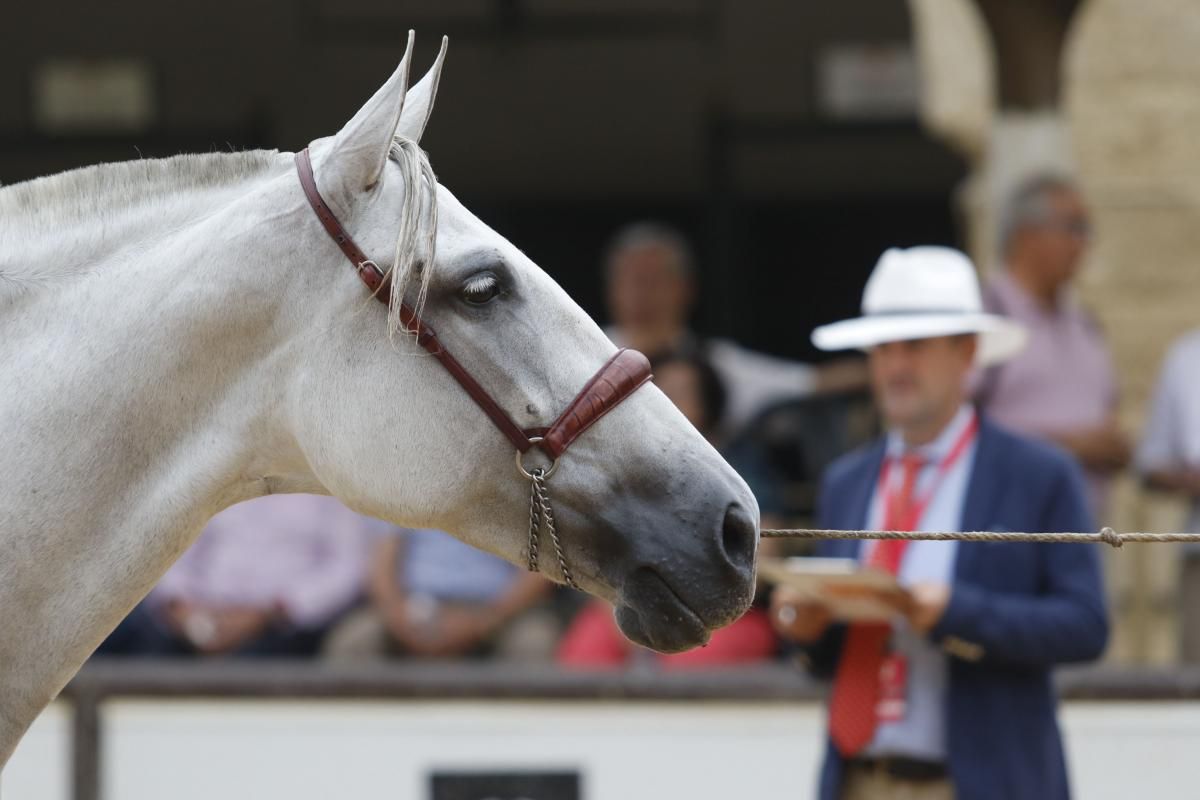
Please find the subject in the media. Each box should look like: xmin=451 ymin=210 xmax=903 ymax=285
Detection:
xmin=1 ymin=0 xmax=966 ymax=361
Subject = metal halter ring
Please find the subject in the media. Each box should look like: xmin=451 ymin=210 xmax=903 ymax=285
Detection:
xmin=516 ymin=436 xmax=560 ymax=480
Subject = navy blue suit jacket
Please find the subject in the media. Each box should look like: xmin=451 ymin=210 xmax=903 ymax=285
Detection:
xmin=806 ymin=415 xmax=1109 ymax=800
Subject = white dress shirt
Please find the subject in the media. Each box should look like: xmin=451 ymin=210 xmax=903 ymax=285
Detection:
xmin=1137 ymin=330 xmax=1200 ymax=542
xmin=860 ymin=404 xmax=979 ymax=761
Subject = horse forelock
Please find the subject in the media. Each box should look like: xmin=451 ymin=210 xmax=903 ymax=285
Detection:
xmin=383 ymin=136 xmax=439 ymax=339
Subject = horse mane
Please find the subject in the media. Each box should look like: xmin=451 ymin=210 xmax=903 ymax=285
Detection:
xmin=0 ymin=141 xmax=438 ymax=334
xmin=0 ymin=151 xmax=282 ymax=293
xmin=0 ymin=151 xmax=281 ymax=239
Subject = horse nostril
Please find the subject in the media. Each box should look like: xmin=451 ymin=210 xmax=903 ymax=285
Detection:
xmin=720 ymin=502 xmax=758 ymax=573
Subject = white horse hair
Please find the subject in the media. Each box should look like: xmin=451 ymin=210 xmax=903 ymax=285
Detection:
xmin=381 ymin=136 xmax=438 ymax=333
xmin=0 ymin=32 xmax=759 ymax=768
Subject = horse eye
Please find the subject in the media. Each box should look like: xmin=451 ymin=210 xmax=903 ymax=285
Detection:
xmin=460 ymin=273 xmax=502 ymax=306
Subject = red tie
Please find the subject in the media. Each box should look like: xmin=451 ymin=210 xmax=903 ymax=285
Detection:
xmin=828 ymin=453 xmax=924 ymax=756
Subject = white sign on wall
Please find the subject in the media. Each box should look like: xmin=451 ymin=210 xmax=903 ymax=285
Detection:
xmin=32 ymin=58 xmax=155 ymax=134
xmin=816 ymin=44 xmax=919 ymax=121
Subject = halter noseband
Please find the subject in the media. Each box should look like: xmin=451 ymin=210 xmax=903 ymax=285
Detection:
xmin=295 ymin=147 xmax=652 ymax=588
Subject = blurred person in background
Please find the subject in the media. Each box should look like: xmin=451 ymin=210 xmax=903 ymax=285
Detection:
xmin=97 ymin=495 xmax=371 ymax=658
xmin=772 ymin=247 xmax=1108 ymax=800
xmin=976 ymin=175 xmax=1130 ymax=518
xmin=603 ymin=222 xmax=867 ymax=440
xmin=324 ymin=528 xmax=555 ymax=661
xmin=1136 ymin=329 xmax=1200 ymax=663
xmin=557 ymin=351 xmax=779 ymax=669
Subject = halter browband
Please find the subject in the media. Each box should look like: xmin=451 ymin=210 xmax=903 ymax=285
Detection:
xmin=294 ymin=147 xmax=652 ymax=462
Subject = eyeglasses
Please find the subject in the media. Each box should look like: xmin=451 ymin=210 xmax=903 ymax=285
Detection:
xmin=1037 ymin=217 xmax=1092 ymax=239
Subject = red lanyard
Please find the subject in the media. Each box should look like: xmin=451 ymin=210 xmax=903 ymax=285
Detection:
xmin=877 ymin=412 xmax=979 ymax=532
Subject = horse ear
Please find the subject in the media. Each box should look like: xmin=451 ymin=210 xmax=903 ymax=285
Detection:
xmin=395 ymin=36 xmax=448 ymax=145
xmin=326 ymin=30 xmax=416 ymax=192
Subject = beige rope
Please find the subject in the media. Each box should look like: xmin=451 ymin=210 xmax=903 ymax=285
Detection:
xmin=760 ymin=526 xmax=1200 ymax=549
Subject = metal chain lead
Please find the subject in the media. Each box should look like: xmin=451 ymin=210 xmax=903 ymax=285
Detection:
xmin=527 ymin=474 xmax=542 ymax=573
xmin=527 ymin=468 xmax=578 ymax=589
xmin=534 ymin=473 xmax=576 ymax=590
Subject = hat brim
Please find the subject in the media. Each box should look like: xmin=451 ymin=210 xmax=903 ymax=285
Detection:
xmin=812 ymin=313 xmax=1027 ymax=367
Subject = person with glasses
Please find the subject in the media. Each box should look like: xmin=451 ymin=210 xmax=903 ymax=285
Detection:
xmin=975 ymin=175 xmax=1130 ymax=518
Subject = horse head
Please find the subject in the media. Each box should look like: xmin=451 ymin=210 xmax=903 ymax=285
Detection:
xmin=290 ymin=33 xmax=758 ymax=653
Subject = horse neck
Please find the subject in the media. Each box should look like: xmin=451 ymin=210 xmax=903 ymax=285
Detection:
xmin=0 ymin=160 xmax=327 ymax=759
xmin=16 ymin=159 xmax=314 ymax=479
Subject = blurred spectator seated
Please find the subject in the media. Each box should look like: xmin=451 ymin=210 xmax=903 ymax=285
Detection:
xmin=557 ymin=351 xmax=779 ymax=669
xmin=323 ymin=528 xmax=556 ymax=661
xmin=97 ymin=494 xmax=371 ymax=658
xmin=603 ymin=221 xmax=867 ymax=441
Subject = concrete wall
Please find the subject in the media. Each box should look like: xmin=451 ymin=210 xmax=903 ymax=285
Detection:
xmin=8 ymin=698 xmax=1200 ymax=800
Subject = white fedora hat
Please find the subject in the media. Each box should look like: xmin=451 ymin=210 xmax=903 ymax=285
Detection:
xmin=812 ymin=246 xmax=1027 ymax=366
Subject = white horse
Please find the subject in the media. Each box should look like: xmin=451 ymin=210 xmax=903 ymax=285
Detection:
xmin=0 ymin=34 xmax=759 ymax=766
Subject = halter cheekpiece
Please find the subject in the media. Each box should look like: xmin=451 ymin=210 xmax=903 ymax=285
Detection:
xmin=294 ymin=147 xmax=652 ymax=589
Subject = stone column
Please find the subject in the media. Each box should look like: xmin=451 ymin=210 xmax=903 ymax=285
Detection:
xmin=908 ymin=0 xmax=1080 ymax=271
xmin=906 ymin=0 xmax=994 ymax=265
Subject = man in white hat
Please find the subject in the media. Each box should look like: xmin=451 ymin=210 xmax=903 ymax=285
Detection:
xmin=772 ymin=247 xmax=1108 ymax=800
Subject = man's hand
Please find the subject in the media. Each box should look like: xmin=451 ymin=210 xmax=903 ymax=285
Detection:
xmin=877 ymin=582 xmax=952 ymax=636
xmin=1145 ymin=466 xmax=1200 ymax=499
xmin=382 ymin=596 xmax=439 ymax=656
xmin=770 ymin=587 xmax=833 ymax=643
xmin=1058 ymin=423 xmax=1131 ymax=474
xmin=166 ymin=602 xmax=276 ymax=654
xmin=383 ymin=597 xmax=495 ymax=658
xmin=427 ymin=606 xmax=495 ymax=657
xmin=162 ymin=599 xmax=198 ymax=639
xmin=205 ymin=607 xmax=275 ymax=654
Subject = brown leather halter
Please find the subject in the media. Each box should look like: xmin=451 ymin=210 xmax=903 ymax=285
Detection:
xmin=295 ymin=147 xmax=652 ymax=588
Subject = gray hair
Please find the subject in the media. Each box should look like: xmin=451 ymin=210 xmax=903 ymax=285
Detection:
xmin=603 ymin=222 xmax=696 ymax=283
xmin=998 ymin=174 xmax=1080 ymax=255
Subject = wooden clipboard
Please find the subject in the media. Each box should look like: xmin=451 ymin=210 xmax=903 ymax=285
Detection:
xmin=759 ymin=556 xmax=900 ymax=622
